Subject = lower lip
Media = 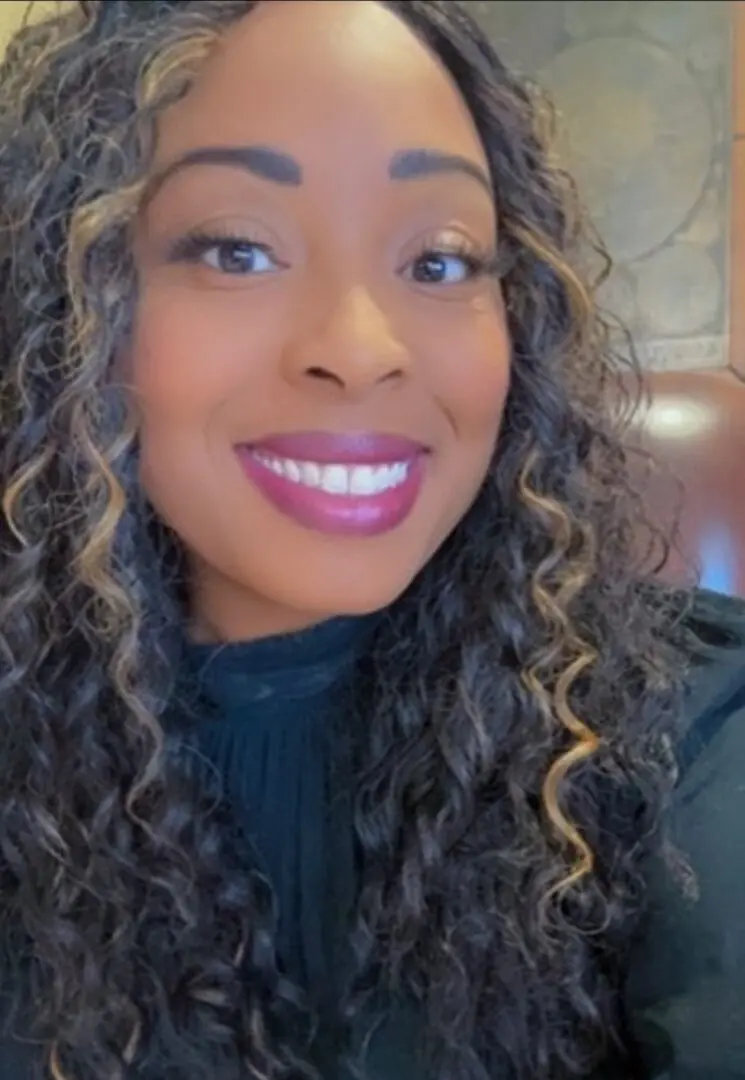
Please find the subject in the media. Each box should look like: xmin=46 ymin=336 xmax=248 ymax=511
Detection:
xmin=235 ymin=448 xmax=426 ymax=537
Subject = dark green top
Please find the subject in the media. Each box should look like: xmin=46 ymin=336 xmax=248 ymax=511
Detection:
xmin=2 ymin=589 xmax=745 ymax=1077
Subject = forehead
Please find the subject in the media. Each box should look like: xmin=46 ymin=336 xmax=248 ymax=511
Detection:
xmin=155 ymin=0 xmax=487 ymax=174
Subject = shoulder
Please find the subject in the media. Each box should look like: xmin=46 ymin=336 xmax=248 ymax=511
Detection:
xmin=680 ymin=587 xmax=745 ymax=664
xmin=678 ymin=587 xmax=745 ymax=675
xmin=669 ymin=588 xmax=745 ymax=869
xmin=675 ymin=588 xmax=745 ymax=778
xmin=624 ymin=590 xmax=745 ymax=1077
xmin=651 ymin=589 xmax=745 ymax=919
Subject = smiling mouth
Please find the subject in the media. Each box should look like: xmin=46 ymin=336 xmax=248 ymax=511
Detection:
xmin=250 ymin=451 xmax=413 ymax=497
xmin=234 ymin=442 xmax=428 ymax=538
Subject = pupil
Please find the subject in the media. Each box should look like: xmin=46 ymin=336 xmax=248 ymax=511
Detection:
xmin=417 ymin=256 xmax=445 ymax=283
xmin=223 ymin=244 xmax=253 ymax=272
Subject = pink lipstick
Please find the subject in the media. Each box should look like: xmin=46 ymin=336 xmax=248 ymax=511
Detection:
xmin=234 ymin=431 xmax=428 ymax=537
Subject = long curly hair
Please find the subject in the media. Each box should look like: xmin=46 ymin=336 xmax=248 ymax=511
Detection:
xmin=0 ymin=2 xmax=682 ymax=1078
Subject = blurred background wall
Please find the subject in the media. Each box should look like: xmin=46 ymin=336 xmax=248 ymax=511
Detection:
xmin=462 ymin=1 xmax=742 ymax=379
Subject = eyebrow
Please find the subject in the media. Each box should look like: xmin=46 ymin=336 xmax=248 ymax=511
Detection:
xmin=389 ymin=148 xmax=492 ymax=196
xmin=146 ymin=145 xmax=303 ymax=202
xmin=145 ymin=143 xmax=492 ymax=202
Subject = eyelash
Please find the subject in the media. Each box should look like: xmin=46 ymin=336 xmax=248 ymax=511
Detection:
xmin=167 ymin=229 xmax=500 ymax=283
xmin=409 ymin=238 xmax=499 ymax=279
xmin=167 ymin=229 xmax=278 ymax=265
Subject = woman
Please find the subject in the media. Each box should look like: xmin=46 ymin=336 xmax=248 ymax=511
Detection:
xmin=0 ymin=1 xmax=742 ymax=1078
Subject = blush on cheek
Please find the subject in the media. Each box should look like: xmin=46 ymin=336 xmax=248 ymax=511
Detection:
xmin=130 ymin=300 xmax=240 ymax=419
xmin=440 ymin=327 xmax=511 ymax=439
xmin=130 ymin=284 xmax=291 ymax=420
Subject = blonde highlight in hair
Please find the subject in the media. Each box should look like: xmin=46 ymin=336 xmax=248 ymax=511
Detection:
xmin=518 ymin=448 xmax=601 ymax=904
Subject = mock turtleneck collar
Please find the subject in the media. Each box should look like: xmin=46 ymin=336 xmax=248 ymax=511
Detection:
xmin=183 ymin=614 xmax=378 ymax=713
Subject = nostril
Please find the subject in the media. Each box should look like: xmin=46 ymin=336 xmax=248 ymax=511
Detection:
xmin=380 ymin=366 xmax=404 ymax=383
xmin=306 ymin=366 xmax=343 ymax=384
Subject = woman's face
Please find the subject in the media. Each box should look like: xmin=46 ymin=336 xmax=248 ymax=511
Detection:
xmin=132 ymin=0 xmax=510 ymax=641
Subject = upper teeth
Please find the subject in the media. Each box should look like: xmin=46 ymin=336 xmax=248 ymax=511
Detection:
xmin=253 ymin=453 xmax=411 ymax=495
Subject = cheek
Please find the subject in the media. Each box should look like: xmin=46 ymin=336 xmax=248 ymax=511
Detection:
xmin=128 ymin=288 xmax=272 ymax=520
xmin=426 ymin=303 xmax=511 ymax=447
xmin=129 ymin=286 xmax=284 ymax=423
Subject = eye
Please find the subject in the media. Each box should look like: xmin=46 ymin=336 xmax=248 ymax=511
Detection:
xmin=167 ymin=230 xmax=285 ymax=276
xmin=404 ymin=248 xmax=487 ymax=286
xmin=200 ymin=240 xmax=279 ymax=275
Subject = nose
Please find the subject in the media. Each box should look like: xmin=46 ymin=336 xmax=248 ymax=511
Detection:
xmin=282 ymin=284 xmax=411 ymax=396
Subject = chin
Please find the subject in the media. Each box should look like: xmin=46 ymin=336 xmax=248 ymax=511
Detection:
xmin=275 ymin=565 xmax=421 ymax=621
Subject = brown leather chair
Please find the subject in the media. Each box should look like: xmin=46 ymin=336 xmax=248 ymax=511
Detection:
xmin=627 ymin=370 xmax=745 ymax=597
